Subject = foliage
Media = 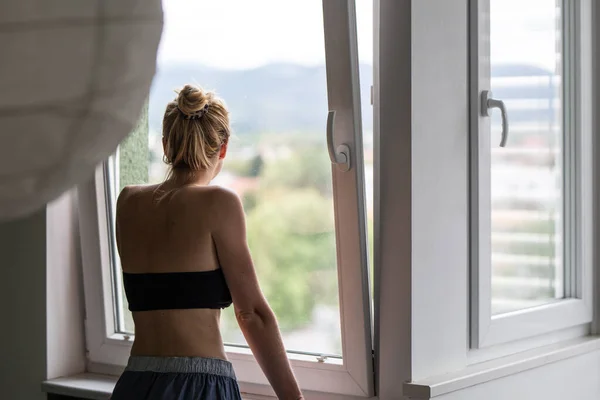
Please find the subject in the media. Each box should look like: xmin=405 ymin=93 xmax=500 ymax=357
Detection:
xmin=119 ymin=103 xmax=149 ymax=191
xmin=248 ymin=155 xmax=264 ymax=177
xmin=261 ymin=148 xmax=333 ymax=196
xmin=225 ymin=155 xmax=265 ymax=178
xmin=221 ymin=149 xmax=338 ymax=334
xmin=242 ymin=191 xmax=258 ymax=212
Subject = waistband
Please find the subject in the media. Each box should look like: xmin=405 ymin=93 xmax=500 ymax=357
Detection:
xmin=125 ymin=356 xmax=236 ymax=379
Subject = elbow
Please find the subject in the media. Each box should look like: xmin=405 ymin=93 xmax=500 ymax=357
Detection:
xmin=235 ymin=304 xmax=276 ymax=328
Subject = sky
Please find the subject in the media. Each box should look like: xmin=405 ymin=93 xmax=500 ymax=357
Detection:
xmin=490 ymin=0 xmax=560 ymax=71
xmin=157 ymin=0 xmax=373 ymax=69
xmin=157 ymin=0 xmax=559 ymax=72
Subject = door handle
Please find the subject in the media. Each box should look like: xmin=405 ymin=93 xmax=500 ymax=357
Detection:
xmin=481 ymin=90 xmax=509 ymax=147
xmin=326 ymin=110 xmax=351 ymax=172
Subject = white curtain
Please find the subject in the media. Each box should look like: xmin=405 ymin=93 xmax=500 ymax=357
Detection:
xmin=0 ymin=0 xmax=163 ymax=221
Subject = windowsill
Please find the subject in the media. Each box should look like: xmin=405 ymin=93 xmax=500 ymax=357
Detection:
xmin=403 ymin=336 xmax=600 ymax=399
xmin=42 ymin=373 xmax=116 ymax=400
xmin=41 ymin=373 xmax=371 ymax=400
xmin=41 ymin=373 xmax=277 ymax=400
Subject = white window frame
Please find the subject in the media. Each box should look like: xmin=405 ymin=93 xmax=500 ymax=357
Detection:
xmin=78 ymin=0 xmax=375 ymax=397
xmin=469 ymin=0 xmax=594 ymax=349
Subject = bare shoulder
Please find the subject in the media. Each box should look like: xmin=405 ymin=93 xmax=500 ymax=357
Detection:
xmin=116 ymin=184 xmax=158 ymax=213
xmin=207 ymin=185 xmax=242 ymax=208
xmin=117 ymin=184 xmax=143 ymax=206
xmin=178 ymin=184 xmax=239 ymax=206
xmin=199 ymin=186 xmax=245 ymax=226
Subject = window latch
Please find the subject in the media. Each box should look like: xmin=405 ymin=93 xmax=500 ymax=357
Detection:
xmin=326 ymin=110 xmax=351 ymax=172
xmin=481 ymin=90 xmax=509 ymax=147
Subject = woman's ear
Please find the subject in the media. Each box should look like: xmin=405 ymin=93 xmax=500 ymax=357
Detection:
xmin=219 ymin=142 xmax=228 ymax=159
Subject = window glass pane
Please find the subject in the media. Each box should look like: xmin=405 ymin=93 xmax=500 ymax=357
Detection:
xmin=489 ymin=0 xmax=564 ymax=314
xmin=155 ymin=0 xmax=340 ymax=356
xmin=107 ymin=0 xmax=371 ymax=358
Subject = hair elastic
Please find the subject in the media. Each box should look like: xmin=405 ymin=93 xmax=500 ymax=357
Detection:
xmin=179 ymin=103 xmax=210 ymax=120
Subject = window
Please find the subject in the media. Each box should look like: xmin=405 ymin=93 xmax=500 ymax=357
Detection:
xmin=79 ymin=0 xmax=375 ymax=396
xmin=470 ymin=0 xmax=593 ymax=348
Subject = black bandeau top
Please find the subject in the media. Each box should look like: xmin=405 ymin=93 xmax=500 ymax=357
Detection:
xmin=122 ymin=268 xmax=233 ymax=312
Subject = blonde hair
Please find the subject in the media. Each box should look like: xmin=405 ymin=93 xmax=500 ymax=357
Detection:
xmin=162 ymin=84 xmax=231 ymax=179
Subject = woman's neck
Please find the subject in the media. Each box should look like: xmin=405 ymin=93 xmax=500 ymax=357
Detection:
xmin=168 ymin=168 xmax=213 ymax=187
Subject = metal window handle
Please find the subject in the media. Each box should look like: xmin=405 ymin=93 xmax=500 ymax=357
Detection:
xmin=326 ymin=110 xmax=351 ymax=172
xmin=481 ymin=90 xmax=509 ymax=147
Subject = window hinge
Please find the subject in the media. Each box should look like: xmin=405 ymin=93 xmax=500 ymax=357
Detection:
xmin=370 ymin=85 xmax=374 ymax=105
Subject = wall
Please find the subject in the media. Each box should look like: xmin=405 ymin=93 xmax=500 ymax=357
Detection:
xmin=0 ymin=209 xmax=47 ymax=400
xmin=0 ymin=189 xmax=85 ymax=400
xmin=46 ymin=190 xmax=86 ymax=380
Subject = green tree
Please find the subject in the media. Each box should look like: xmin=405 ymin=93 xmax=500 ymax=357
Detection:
xmin=224 ymin=154 xmax=265 ymax=178
xmin=249 ymin=188 xmax=337 ymax=330
xmin=248 ymin=154 xmax=264 ymax=177
xmin=262 ymin=149 xmax=333 ymax=196
xmin=220 ymin=187 xmax=337 ymax=335
xmin=220 ymin=146 xmax=339 ymax=339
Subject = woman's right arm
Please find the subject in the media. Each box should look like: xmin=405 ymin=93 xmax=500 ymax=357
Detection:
xmin=210 ymin=188 xmax=303 ymax=400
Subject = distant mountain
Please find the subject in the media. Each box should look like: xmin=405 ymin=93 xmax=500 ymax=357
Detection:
xmin=149 ymin=62 xmax=556 ymax=135
xmin=490 ymin=64 xmax=558 ymax=125
xmin=149 ymin=63 xmax=374 ymax=135
xmin=492 ymin=64 xmax=553 ymax=78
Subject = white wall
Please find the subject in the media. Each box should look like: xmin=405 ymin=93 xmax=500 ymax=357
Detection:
xmin=0 ymin=209 xmax=48 ymax=400
xmin=0 ymin=189 xmax=85 ymax=400
xmin=46 ymin=190 xmax=86 ymax=380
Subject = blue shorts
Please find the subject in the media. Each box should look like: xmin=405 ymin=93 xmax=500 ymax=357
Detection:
xmin=111 ymin=356 xmax=242 ymax=400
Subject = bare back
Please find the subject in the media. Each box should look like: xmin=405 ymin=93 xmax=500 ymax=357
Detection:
xmin=116 ymin=183 xmax=227 ymax=359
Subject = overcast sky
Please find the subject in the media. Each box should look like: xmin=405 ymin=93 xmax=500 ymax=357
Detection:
xmin=157 ymin=0 xmax=372 ymax=69
xmin=490 ymin=0 xmax=559 ymax=71
xmin=157 ymin=0 xmax=558 ymax=72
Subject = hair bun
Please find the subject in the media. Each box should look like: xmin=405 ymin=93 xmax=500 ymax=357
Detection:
xmin=176 ymin=84 xmax=213 ymax=117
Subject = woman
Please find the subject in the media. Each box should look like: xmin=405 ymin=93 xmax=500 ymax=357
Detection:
xmin=111 ymin=84 xmax=304 ymax=400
